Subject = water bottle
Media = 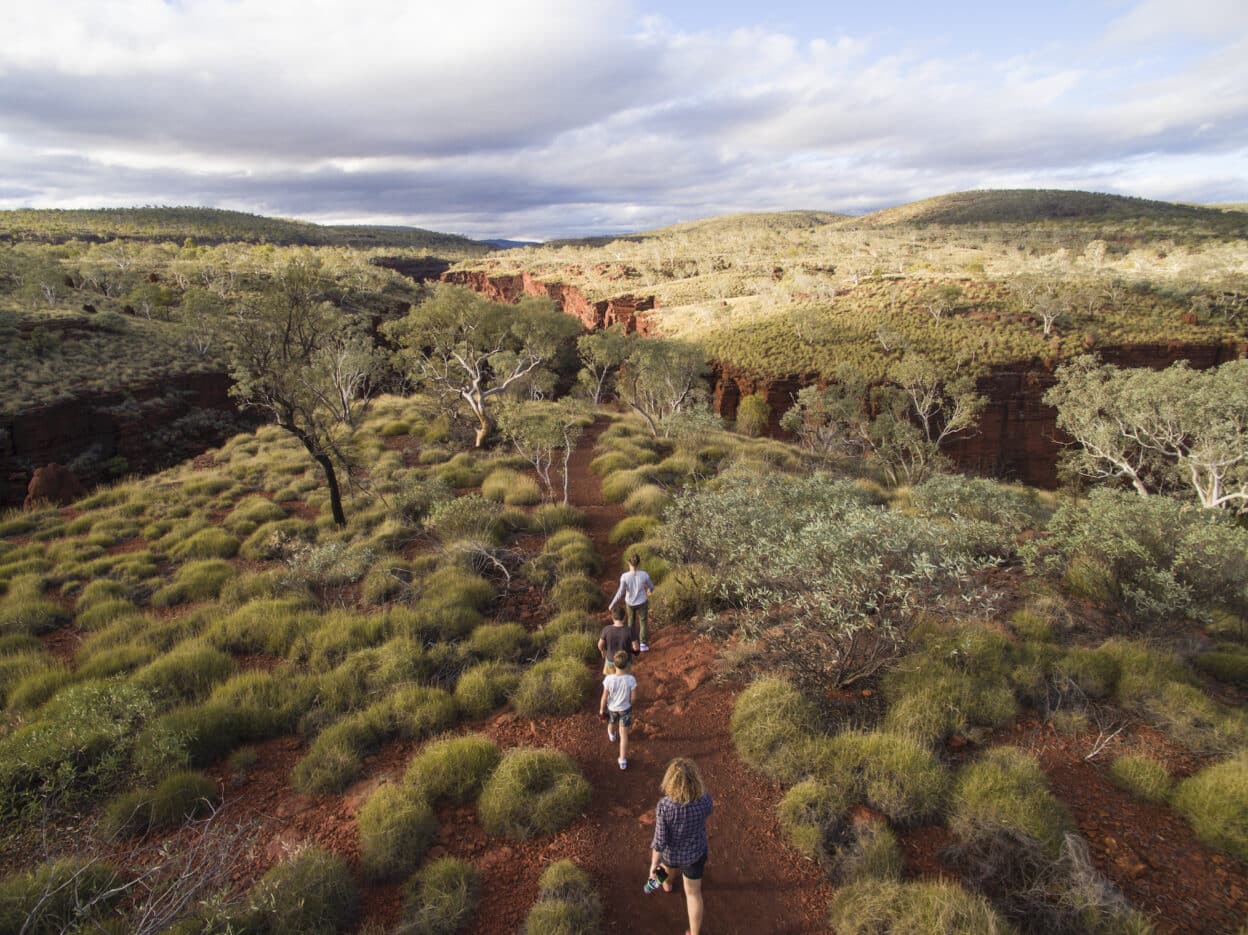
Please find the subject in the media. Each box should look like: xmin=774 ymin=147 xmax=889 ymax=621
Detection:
xmin=643 ymin=865 xmax=668 ymax=894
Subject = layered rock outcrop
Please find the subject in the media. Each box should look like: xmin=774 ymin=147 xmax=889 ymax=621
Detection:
xmin=441 ymin=270 xmax=657 ymax=334
xmin=2 ymin=372 xmax=249 ymax=508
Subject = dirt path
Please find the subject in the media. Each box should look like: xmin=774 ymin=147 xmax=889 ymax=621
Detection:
xmin=450 ymin=418 xmax=835 ymax=933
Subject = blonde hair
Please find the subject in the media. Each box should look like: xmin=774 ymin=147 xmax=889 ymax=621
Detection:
xmin=660 ymin=757 xmax=705 ymax=804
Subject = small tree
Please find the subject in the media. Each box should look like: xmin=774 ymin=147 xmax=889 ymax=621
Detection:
xmin=498 ymin=400 xmax=590 ymax=504
xmin=576 ymin=325 xmax=633 ymax=404
xmin=616 ymin=338 xmax=708 ymax=437
xmin=387 ymin=285 xmax=581 ymax=447
xmin=921 ymin=283 xmax=963 ymax=321
xmin=225 ymin=258 xmax=377 ymax=526
xmin=735 ymin=392 xmax=771 ymax=437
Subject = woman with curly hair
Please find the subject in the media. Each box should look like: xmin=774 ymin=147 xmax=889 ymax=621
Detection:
xmin=647 ymin=757 xmax=713 ymax=935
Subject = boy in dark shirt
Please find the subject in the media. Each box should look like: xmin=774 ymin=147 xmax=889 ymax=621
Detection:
xmin=598 ymin=604 xmax=639 ymax=675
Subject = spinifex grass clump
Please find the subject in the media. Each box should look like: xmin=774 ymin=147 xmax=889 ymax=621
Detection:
xmin=809 ymin=730 xmax=950 ymax=824
xmin=0 ymin=858 xmax=128 ymax=935
xmin=949 ymin=747 xmax=1073 ymax=858
xmin=478 ymin=748 xmax=591 ymax=840
xmin=454 ymin=660 xmax=522 ymax=719
xmin=512 ymin=658 xmax=593 ymax=718
xmin=406 ymin=733 xmax=502 ymax=804
xmin=358 ymin=782 xmax=437 ymax=881
xmin=521 ymin=859 xmax=603 ymax=935
xmin=401 ymin=857 xmax=482 ymax=935
xmin=1108 ymin=755 xmax=1173 ymax=804
xmin=246 ymin=848 xmax=359 ymax=935
xmin=828 ymin=879 xmax=1015 ymax=935
xmin=730 ymin=676 xmax=821 ymax=784
xmin=1171 ymin=751 xmax=1248 ymax=862
xmin=99 ymin=770 xmax=219 ymax=838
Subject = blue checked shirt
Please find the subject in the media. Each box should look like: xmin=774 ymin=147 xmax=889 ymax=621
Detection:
xmin=651 ymin=793 xmax=713 ymax=866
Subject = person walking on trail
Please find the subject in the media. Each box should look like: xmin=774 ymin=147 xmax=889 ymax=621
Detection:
xmin=599 ymin=650 xmax=637 ymax=770
xmin=598 ymin=603 xmax=639 ymax=675
xmin=610 ymin=552 xmax=654 ymax=652
xmin=648 ymin=757 xmax=713 ymax=935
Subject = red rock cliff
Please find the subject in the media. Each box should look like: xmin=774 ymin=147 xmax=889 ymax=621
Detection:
xmin=1 ymin=371 xmax=250 ymax=508
xmin=441 ymin=270 xmax=658 ymax=334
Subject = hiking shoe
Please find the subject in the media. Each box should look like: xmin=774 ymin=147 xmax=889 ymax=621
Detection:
xmin=619 ymin=758 xmax=628 ymax=770
xmin=639 ymin=643 xmax=649 ymax=652
xmin=608 ymin=728 xmax=618 ymax=742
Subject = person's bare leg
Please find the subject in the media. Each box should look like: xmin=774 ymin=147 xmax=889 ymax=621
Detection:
xmin=619 ymin=723 xmax=629 ymax=761
xmin=684 ymin=876 xmax=704 ymax=935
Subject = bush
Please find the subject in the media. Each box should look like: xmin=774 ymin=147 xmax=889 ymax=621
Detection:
xmin=131 ymin=643 xmax=237 ymax=706
xmin=910 ymin=474 xmax=1043 ymax=530
xmin=600 ymin=467 xmax=648 ymax=503
xmin=75 ymin=597 xmax=140 ymax=631
xmin=0 ymin=858 xmax=127 ymax=935
xmin=589 ymin=451 xmax=631 ymax=476
xmin=550 ymin=573 xmax=602 ymax=613
xmin=150 ymin=559 xmax=235 ymax=607
xmin=1171 ymin=751 xmax=1248 ymax=862
xmin=0 ymin=650 xmax=53 ymax=707
xmin=607 ymin=515 xmax=659 ymax=546
xmin=549 ymin=632 xmax=598 ymax=663
xmin=482 ymin=468 xmax=542 ymax=505
xmin=1191 ymin=649 xmax=1248 ymax=687
xmin=421 ymin=566 xmax=496 ymax=614
xmin=469 ymin=622 xmax=531 ymax=662
xmin=649 ymin=563 xmax=715 ymax=624
xmin=1108 ymin=755 xmax=1173 ymax=804
xmin=0 ymin=575 xmax=69 ymax=636
xmin=512 ymin=658 xmax=593 ymax=718
xmin=883 ymin=657 xmax=1017 ymax=747
xmin=841 ymin=818 xmax=903 ymax=883
xmin=827 ymin=879 xmax=1014 ymax=935
xmin=950 ymin=747 xmax=1073 ymax=857
xmin=5 ymin=664 xmax=74 ymax=713
xmin=478 ymin=748 xmax=591 ymax=839
xmin=1055 ymin=646 xmax=1121 ymax=700
xmin=74 ymin=579 xmax=128 ymax=611
xmin=401 ymin=857 xmax=481 ymax=935
xmin=98 ymin=770 xmax=219 ymax=838
xmin=730 ymin=677 xmax=821 ymax=783
xmin=239 ymin=518 xmax=317 ymax=561
xmin=437 ymin=453 xmax=490 ymax=489
xmin=777 ymin=779 xmax=851 ymax=861
xmin=532 ymin=503 xmax=587 ymax=532
xmin=225 ymin=496 xmax=287 ymax=531
xmin=622 ymin=483 xmax=670 ymax=517
xmin=522 ymin=859 xmax=602 ymax=935
xmin=425 ymin=495 xmax=502 ymax=545
xmin=169 ymin=527 xmax=240 ymax=560
xmin=249 ymin=848 xmax=359 ymax=935
xmin=406 ymin=733 xmax=502 ymax=803
xmin=813 ymin=731 xmax=950 ymax=824
xmin=358 ymin=782 xmax=436 ymax=881
xmin=455 ymin=660 xmax=522 ymax=719
xmin=736 ymin=392 xmax=771 ymax=437
xmin=206 ymin=598 xmax=317 ymax=655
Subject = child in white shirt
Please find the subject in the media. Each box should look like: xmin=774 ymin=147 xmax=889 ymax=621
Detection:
xmin=599 ymin=650 xmax=638 ymax=770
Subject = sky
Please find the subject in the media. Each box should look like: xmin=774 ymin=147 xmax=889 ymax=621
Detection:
xmin=1 ymin=0 xmax=1246 ymax=240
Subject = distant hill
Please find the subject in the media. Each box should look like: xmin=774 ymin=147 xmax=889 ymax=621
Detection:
xmin=848 ymin=189 xmax=1244 ymax=227
xmin=481 ymin=238 xmax=542 ymax=250
xmin=0 ymin=207 xmax=490 ymax=256
xmin=546 ymin=210 xmax=849 ymax=248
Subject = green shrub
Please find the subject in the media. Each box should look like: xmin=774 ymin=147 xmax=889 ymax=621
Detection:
xmin=813 ymin=731 xmax=949 ymax=824
xmin=1009 ymin=606 xmax=1057 ymax=643
xmin=0 ymin=680 xmax=154 ymax=816
xmin=358 ymin=782 xmax=437 ymax=881
xmin=479 ymin=748 xmax=591 ymax=839
xmin=421 ymin=566 xmax=496 ymax=614
xmin=1109 ymin=755 xmax=1173 ymax=804
xmin=512 ymin=658 xmax=593 ymax=718
xmin=75 ymin=597 xmax=140 ymax=631
xmin=1191 ymin=649 xmax=1248 ymax=687
xmin=0 ymin=650 xmax=53 ymax=707
xmin=5 ymin=664 xmax=74 ymax=713
xmin=73 ymin=579 xmax=128 ymax=611
xmin=622 ymin=483 xmax=670 ymax=517
xmin=521 ymin=859 xmax=602 ymax=935
xmin=549 ymin=632 xmax=598 ymax=663
xmin=883 ymin=658 xmax=1018 ymax=747
xmin=437 ymin=453 xmax=490 ymax=489
xmin=98 ymin=770 xmax=219 ymax=838
xmin=600 ymin=468 xmax=647 ymax=503
xmin=150 ymin=559 xmax=235 ymax=607
xmin=0 ymin=858 xmax=127 ymax=935
xmin=842 ymin=818 xmax=904 ymax=883
xmin=730 ymin=677 xmax=821 ymax=783
xmin=950 ymin=747 xmax=1073 ymax=857
xmin=225 ymin=496 xmax=287 ymax=531
xmin=537 ymin=611 xmax=593 ymax=645
xmin=454 ymin=660 xmax=521 ymax=719
xmin=482 ymin=468 xmax=542 ymax=505
xmin=206 ymin=598 xmax=317 ymax=655
xmin=736 ymin=392 xmax=771 ymax=437
xmin=1055 ymin=646 xmax=1121 ymax=700
xmin=0 ymin=575 xmax=69 ymax=636
xmin=827 ymin=879 xmax=1015 ymax=935
xmin=75 ymin=641 xmax=159 ymax=679
xmin=1171 ymin=751 xmax=1248 ymax=862
xmin=248 ymin=848 xmax=359 ymax=935
xmin=607 ymin=515 xmax=659 ymax=546
xmin=424 ymin=495 xmax=502 ymax=545
xmin=239 ymin=518 xmax=317 ymax=561
xmin=0 ymin=633 xmax=41 ymax=655
xmin=589 ymin=451 xmax=631 ymax=476
xmin=650 ymin=563 xmax=713 ymax=622
xmin=777 ymin=779 xmax=851 ymax=861
xmin=131 ymin=643 xmax=237 ymax=706
xmin=378 ymin=419 xmax=411 ymax=437
xmin=469 ymin=622 xmax=531 ymax=662
xmin=401 ymin=857 xmax=481 ymax=935
xmin=532 ymin=503 xmax=587 ymax=531
xmin=910 ymin=474 xmax=1043 ymax=530
xmin=550 ymin=573 xmax=601 ymax=613
xmin=136 ymin=702 xmax=255 ymax=773
xmin=406 ymin=733 xmax=502 ymax=803
xmin=169 ymin=527 xmax=240 ymax=560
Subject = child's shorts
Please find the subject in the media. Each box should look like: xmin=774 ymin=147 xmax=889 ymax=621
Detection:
xmin=607 ymin=707 xmax=633 ymax=728
xmin=603 ymin=657 xmax=633 ymax=675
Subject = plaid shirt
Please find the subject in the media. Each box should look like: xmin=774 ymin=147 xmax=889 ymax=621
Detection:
xmin=651 ymin=793 xmax=713 ymax=866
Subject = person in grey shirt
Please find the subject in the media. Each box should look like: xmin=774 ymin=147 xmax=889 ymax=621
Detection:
xmin=609 ymin=552 xmax=654 ymax=651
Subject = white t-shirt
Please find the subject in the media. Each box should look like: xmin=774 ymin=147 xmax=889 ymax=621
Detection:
xmin=603 ymin=673 xmax=637 ymax=712
xmin=611 ymin=569 xmax=654 ymax=608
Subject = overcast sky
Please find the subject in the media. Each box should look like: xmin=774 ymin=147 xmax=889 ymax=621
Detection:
xmin=1 ymin=0 xmax=1246 ymax=240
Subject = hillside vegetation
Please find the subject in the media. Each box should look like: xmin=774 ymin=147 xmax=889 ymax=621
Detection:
xmin=455 ymin=189 xmax=1248 ymax=381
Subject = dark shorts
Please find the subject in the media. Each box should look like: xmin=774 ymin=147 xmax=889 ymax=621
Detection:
xmin=674 ymin=852 xmax=707 ymax=881
xmin=608 ymin=707 xmax=633 ymax=728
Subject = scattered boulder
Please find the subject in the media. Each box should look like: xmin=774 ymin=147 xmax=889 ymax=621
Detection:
xmin=24 ymin=463 xmax=85 ymax=509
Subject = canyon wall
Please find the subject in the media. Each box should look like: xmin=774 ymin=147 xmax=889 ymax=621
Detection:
xmin=1 ymin=372 xmax=250 ymax=508
xmin=441 ymin=269 xmax=657 ymax=334
xmin=448 ymin=267 xmax=1247 ymax=489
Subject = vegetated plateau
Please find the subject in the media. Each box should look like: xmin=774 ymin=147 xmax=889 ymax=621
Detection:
xmin=0 ymin=190 xmax=1245 ymax=934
